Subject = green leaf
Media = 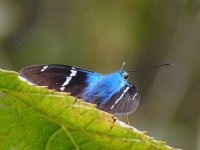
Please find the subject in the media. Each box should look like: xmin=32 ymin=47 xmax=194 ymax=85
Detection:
xmin=0 ymin=69 xmax=177 ymax=150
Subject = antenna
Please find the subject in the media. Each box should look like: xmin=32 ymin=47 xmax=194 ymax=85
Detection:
xmin=121 ymin=62 xmax=126 ymax=70
xmin=127 ymin=63 xmax=175 ymax=73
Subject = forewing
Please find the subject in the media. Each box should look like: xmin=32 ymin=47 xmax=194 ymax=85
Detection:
xmin=19 ymin=64 xmax=102 ymax=98
xmin=97 ymin=83 xmax=139 ymax=116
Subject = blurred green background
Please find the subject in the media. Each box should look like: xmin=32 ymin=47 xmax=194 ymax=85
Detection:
xmin=0 ymin=0 xmax=200 ymax=149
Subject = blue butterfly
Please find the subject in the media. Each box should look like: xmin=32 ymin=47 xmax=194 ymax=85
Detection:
xmin=20 ymin=64 xmax=140 ymax=116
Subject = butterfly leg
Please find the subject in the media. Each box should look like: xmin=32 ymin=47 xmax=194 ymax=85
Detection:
xmin=110 ymin=116 xmax=117 ymax=131
xmin=72 ymin=99 xmax=78 ymax=105
xmin=126 ymin=115 xmax=130 ymax=125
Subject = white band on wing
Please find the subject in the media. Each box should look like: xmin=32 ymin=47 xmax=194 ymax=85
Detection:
xmin=110 ymin=86 xmax=129 ymax=109
xmin=60 ymin=69 xmax=77 ymax=91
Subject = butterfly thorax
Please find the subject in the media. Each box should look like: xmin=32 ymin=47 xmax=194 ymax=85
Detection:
xmin=83 ymin=70 xmax=129 ymax=104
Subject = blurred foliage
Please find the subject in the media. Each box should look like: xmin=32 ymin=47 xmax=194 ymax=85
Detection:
xmin=0 ymin=0 xmax=200 ymax=149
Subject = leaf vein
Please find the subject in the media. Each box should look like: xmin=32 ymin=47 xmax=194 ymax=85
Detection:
xmin=62 ymin=126 xmax=80 ymax=150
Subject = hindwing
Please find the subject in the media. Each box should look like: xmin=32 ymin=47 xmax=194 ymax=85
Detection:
xmin=97 ymin=83 xmax=139 ymax=116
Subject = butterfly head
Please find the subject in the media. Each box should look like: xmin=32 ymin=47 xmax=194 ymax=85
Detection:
xmin=118 ymin=70 xmax=129 ymax=80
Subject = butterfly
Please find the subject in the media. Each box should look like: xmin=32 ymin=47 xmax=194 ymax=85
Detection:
xmin=19 ymin=64 xmax=140 ymax=116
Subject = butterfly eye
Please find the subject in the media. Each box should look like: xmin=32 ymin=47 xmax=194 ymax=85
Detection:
xmin=122 ymin=72 xmax=129 ymax=79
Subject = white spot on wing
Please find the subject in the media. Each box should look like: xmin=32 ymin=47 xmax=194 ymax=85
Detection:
xmin=60 ymin=87 xmax=65 ymax=91
xmin=132 ymin=93 xmax=137 ymax=100
xmin=70 ymin=70 xmax=77 ymax=76
xmin=62 ymin=76 xmax=72 ymax=86
xmin=60 ymin=70 xmax=77 ymax=89
xmin=110 ymin=86 xmax=129 ymax=109
xmin=41 ymin=66 xmax=48 ymax=72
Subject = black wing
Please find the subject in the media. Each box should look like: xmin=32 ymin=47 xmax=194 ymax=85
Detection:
xmin=97 ymin=83 xmax=140 ymax=116
xmin=20 ymin=64 xmax=102 ymax=98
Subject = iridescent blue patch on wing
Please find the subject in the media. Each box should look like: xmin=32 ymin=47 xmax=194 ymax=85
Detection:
xmin=83 ymin=70 xmax=129 ymax=104
xmin=84 ymin=72 xmax=103 ymax=92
